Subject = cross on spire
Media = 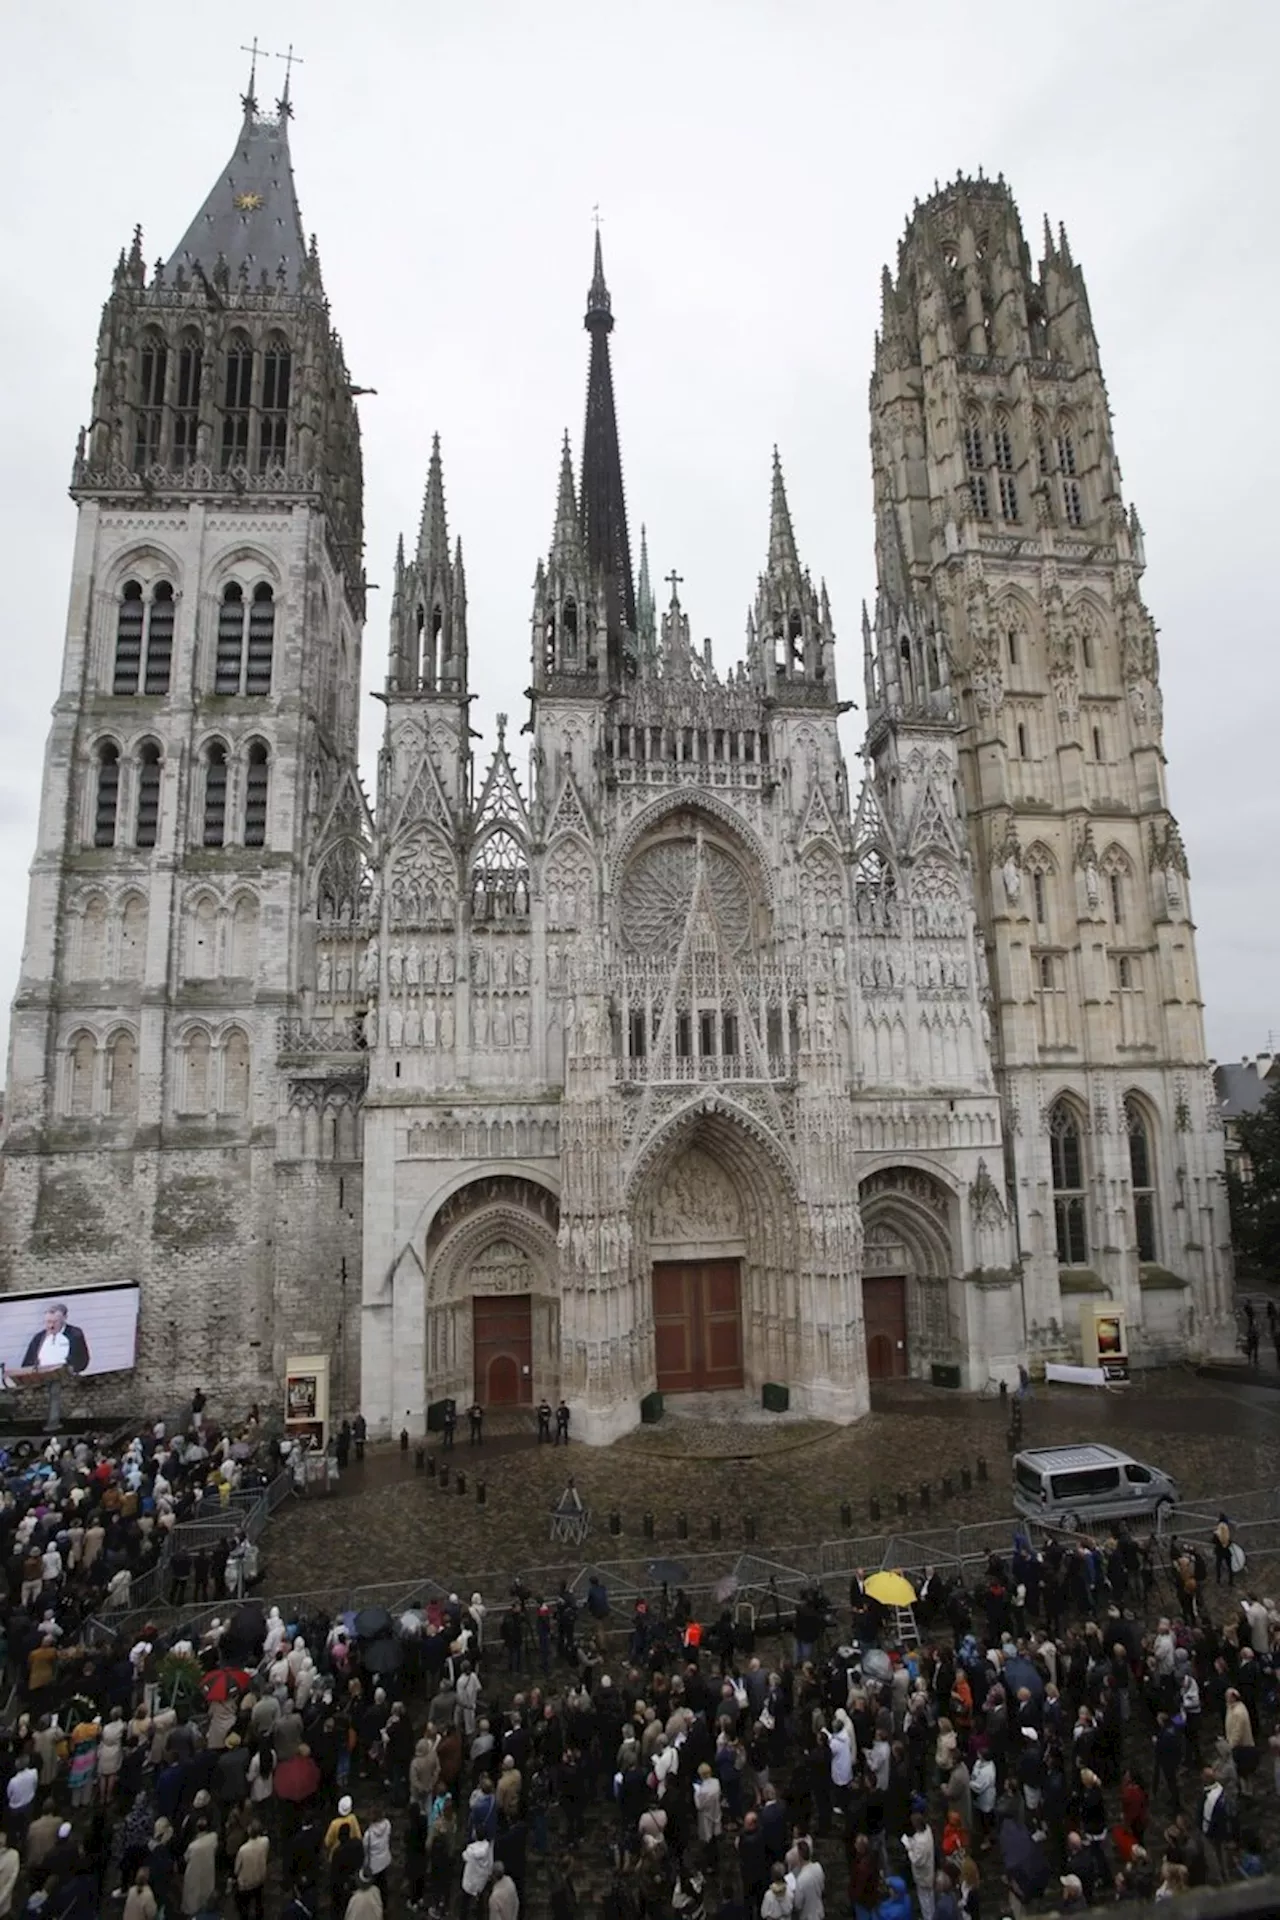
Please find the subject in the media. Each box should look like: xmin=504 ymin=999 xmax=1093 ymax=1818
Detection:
xmin=239 ymin=37 xmax=262 ymax=111
xmin=271 ymin=42 xmax=304 ymax=112
xmin=665 ymin=568 xmax=684 ymax=604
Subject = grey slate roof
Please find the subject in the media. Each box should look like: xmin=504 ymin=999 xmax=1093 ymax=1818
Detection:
xmin=1213 ymin=1061 xmax=1274 ymax=1121
xmin=166 ymin=106 xmax=307 ymax=289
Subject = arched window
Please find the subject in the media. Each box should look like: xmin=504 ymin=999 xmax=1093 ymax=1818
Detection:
xmin=183 ymin=1029 xmax=212 ymax=1113
xmin=190 ymin=895 xmax=219 ymax=977
xmin=215 ymin=584 xmax=245 ymax=694
xmin=222 ymin=1029 xmax=251 ymax=1113
xmin=113 ymin=582 xmax=145 ymax=693
xmin=134 ymin=329 xmax=167 ymax=467
xmin=228 ymin=895 xmax=258 ymax=976
xmin=93 ymin=744 xmax=120 ymax=847
xmin=203 ymin=743 xmax=228 ymax=847
xmin=1108 ymin=868 xmax=1125 ymax=925
xmin=1049 ymin=1098 xmax=1088 ymax=1265
xmin=1125 ymin=1097 xmax=1158 ymax=1262
xmin=993 ymin=414 xmax=1019 ymax=522
xmin=68 ymin=1031 xmax=96 ymax=1117
xmin=1033 ymin=869 xmax=1048 ymax=927
xmin=1057 ymin=416 xmax=1083 ymax=526
xmin=963 ymin=413 xmax=989 ymax=519
xmin=114 ymin=580 xmax=175 ymax=696
xmin=119 ymin=894 xmax=147 ymax=979
xmin=78 ymin=896 xmax=108 ymax=978
xmin=106 ymin=1030 xmax=138 ymax=1118
xmin=243 ymin=741 xmax=269 ymax=847
xmin=1034 ymin=412 xmax=1052 ymax=478
xmin=173 ymin=328 xmax=203 ymax=469
xmin=220 ymin=330 xmax=253 ymax=470
xmin=144 ymin=581 xmax=174 ymax=694
xmin=259 ymin=333 xmax=291 ymax=470
xmin=245 ymin=585 xmax=274 ymax=694
xmin=215 ymin=583 xmax=273 ymax=695
xmin=135 ymin=741 xmax=162 ymax=849
xmin=562 ymin=598 xmax=578 ymax=661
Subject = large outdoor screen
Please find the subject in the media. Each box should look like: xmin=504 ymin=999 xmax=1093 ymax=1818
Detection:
xmin=0 ymin=1283 xmax=140 ymax=1381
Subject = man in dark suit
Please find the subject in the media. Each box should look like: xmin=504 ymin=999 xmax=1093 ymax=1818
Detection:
xmin=21 ymin=1303 xmax=90 ymax=1374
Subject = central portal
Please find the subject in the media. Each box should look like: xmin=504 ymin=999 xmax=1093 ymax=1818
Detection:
xmin=652 ymin=1259 xmax=744 ymax=1393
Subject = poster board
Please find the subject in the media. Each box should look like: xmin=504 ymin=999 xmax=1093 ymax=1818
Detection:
xmin=1080 ymin=1302 xmax=1129 ymax=1382
xmin=284 ymin=1353 xmax=330 ymax=1450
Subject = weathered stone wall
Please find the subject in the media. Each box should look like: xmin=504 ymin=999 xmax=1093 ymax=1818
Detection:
xmin=0 ymin=1140 xmax=359 ymax=1424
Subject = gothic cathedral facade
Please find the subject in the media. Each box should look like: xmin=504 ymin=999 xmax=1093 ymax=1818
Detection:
xmin=0 ymin=91 xmax=1231 ymax=1440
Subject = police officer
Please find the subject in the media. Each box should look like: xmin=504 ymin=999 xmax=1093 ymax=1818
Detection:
xmin=537 ymin=1399 xmax=552 ymax=1443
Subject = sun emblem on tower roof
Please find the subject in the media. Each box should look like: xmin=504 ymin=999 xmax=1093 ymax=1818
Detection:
xmin=233 ymin=190 xmax=264 ymax=211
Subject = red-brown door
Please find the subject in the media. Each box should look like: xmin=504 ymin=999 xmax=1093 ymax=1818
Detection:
xmin=862 ymin=1275 xmax=908 ymax=1381
xmin=473 ymin=1294 xmax=533 ymax=1405
xmin=653 ymin=1260 xmax=744 ymax=1393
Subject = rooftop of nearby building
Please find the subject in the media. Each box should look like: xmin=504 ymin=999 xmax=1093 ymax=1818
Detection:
xmin=1211 ymin=1054 xmax=1279 ymax=1121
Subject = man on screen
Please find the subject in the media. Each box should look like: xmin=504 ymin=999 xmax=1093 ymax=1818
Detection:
xmin=21 ymin=1303 xmax=91 ymax=1375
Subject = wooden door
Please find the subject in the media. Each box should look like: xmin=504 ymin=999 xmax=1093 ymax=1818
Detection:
xmin=473 ymin=1294 xmax=533 ymax=1405
xmin=653 ymin=1260 xmax=744 ymax=1393
xmin=862 ymin=1275 xmax=908 ymax=1381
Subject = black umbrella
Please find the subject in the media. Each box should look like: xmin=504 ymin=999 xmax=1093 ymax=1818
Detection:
xmin=361 ymin=1637 xmax=403 ymax=1675
xmin=646 ymin=1560 xmax=690 ymax=1586
xmin=224 ymin=1603 xmax=266 ymax=1658
xmin=353 ymin=1606 xmax=393 ymax=1640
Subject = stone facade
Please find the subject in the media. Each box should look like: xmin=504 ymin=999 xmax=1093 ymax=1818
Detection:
xmin=0 ymin=106 xmax=1230 ymax=1437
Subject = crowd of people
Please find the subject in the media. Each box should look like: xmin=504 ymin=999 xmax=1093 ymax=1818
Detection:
xmin=0 ymin=1401 xmax=1274 ymax=1918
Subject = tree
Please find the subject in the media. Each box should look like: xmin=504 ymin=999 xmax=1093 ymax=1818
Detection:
xmin=1225 ymin=1084 xmax=1280 ymax=1276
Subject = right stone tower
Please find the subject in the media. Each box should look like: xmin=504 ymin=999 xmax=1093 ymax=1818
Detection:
xmin=870 ymin=174 xmax=1231 ymax=1364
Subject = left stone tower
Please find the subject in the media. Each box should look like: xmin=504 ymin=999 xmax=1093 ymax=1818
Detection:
xmin=0 ymin=67 xmax=366 ymax=1410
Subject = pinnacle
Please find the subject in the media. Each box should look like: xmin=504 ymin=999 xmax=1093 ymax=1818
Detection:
xmin=768 ymin=446 xmax=800 ymax=573
xmin=417 ymin=434 xmax=450 ymax=571
xmin=551 ymin=432 xmax=583 ymax=560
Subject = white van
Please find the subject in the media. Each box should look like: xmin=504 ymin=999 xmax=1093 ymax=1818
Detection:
xmin=1013 ymin=1444 xmax=1179 ymax=1531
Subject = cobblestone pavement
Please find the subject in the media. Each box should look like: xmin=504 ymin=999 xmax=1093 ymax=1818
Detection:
xmin=268 ymin=1370 xmax=1280 ymax=1600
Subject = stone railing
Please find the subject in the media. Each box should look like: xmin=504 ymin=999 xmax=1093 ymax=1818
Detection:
xmin=277 ymin=1017 xmax=368 ymax=1056
xmin=617 ymin=1053 xmax=792 ymax=1086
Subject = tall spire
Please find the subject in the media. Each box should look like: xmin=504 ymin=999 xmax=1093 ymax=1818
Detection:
xmin=418 ymin=433 xmax=449 ymax=568
xmin=166 ymin=79 xmax=307 ymax=289
xmin=636 ymin=524 xmax=656 ymax=660
xmin=552 ymin=431 xmax=584 ymax=563
xmin=579 ymin=230 xmax=637 ymax=669
xmin=768 ymin=446 xmax=801 ymax=574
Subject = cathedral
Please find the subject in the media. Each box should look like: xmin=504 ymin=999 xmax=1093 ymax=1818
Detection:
xmin=0 ymin=76 xmax=1233 ymax=1441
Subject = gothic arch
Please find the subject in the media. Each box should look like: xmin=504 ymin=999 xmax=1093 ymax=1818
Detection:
xmin=207 ymin=545 xmax=284 ymax=594
xmin=103 ymin=542 xmax=184 ymax=596
xmin=798 ymin=841 xmax=847 ymax=933
xmin=1100 ymin=840 xmax=1132 ymax=876
xmin=543 ymin=832 xmax=596 ymax=931
xmin=858 ymin=1164 xmax=957 ymax=1276
xmin=992 ymin=584 xmax=1038 ymax=630
xmin=1043 ymin=1086 xmax=1090 ymax=1133
xmin=611 ymin=788 xmax=777 ymax=908
xmin=626 ymin=1093 xmax=797 ymax=1204
xmin=1023 ymin=839 xmax=1057 ymax=874
xmin=428 ymin=1205 xmax=559 ymax=1305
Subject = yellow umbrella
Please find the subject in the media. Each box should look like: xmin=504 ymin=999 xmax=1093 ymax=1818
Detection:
xmin=864 ymin=1570 xmax=917 ymax=1607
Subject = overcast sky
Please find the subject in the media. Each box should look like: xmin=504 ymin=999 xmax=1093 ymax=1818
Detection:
xmin=1 ymin=0 xmax=1275 ymax=1069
